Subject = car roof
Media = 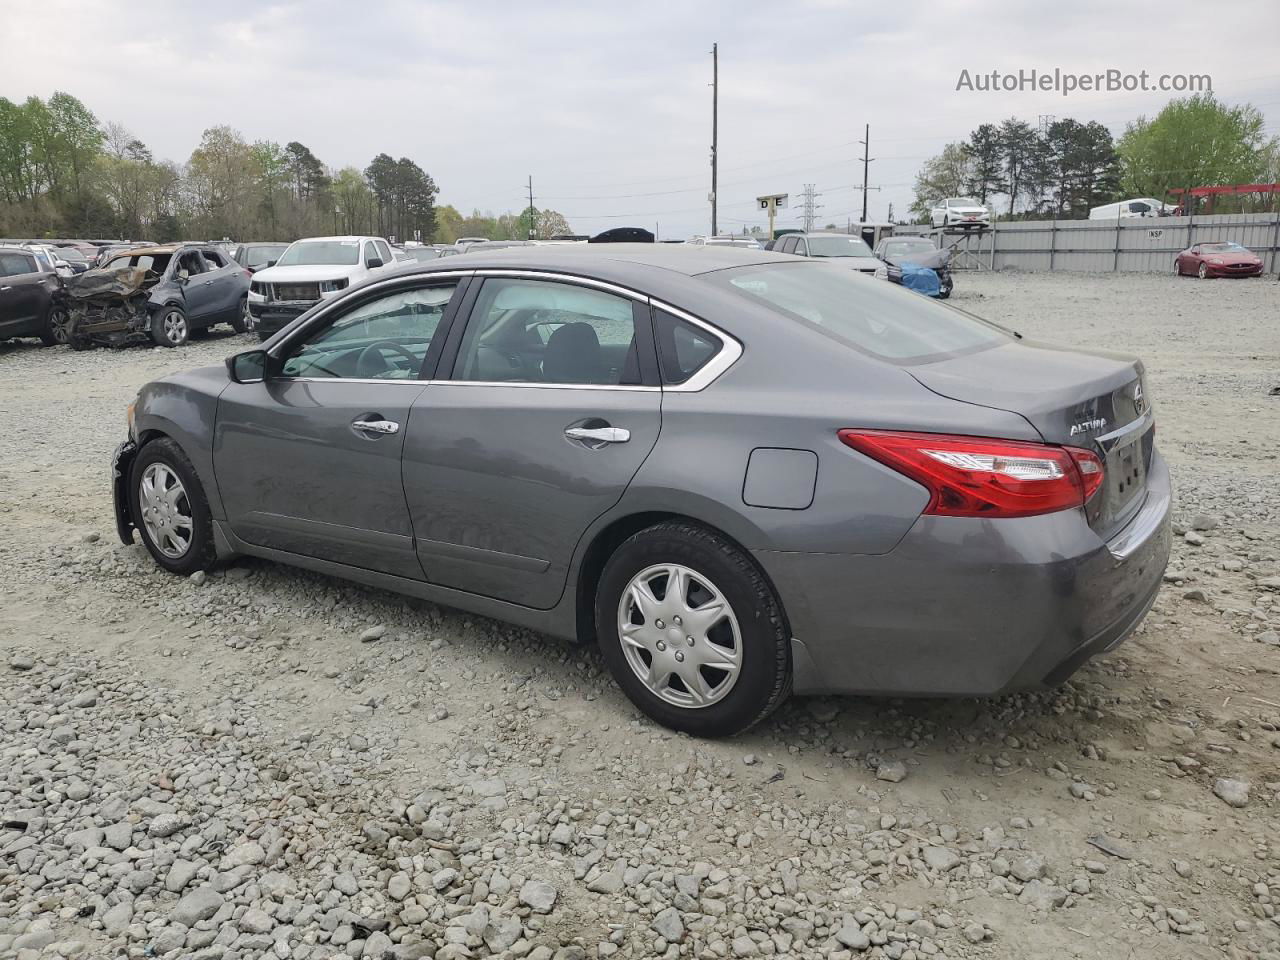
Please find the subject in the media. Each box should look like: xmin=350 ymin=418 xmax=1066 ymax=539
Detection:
xmin=401 ymin=242 xmax=788 ymax=280
xmin=101 ymin=244 xmax=186 ymax=257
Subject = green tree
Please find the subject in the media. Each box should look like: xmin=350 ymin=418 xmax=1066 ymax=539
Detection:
xmin=997 ymin=118 xmax=1038 ymax=215
xmin=251 ymin=140 xmax=289 ymax=238
xmin=47 ymin=92 xmax=103 ymax=213
xmin=965 ymin=123 xmax=1003 ymax=204
xmin=187 ymin=126 xmax=257 ymax=238
xmin=909 ymin=143 xmax=973 ymax=220
xmin=1117 ymin=93 xmax=1276 ymax=204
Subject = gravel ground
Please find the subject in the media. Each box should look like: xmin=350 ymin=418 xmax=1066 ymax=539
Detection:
xmin=1 ymin=271 xmax=1278 ymax=960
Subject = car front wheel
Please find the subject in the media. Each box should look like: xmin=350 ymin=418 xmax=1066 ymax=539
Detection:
xmin=129 ymin=437 xmax=216 ymax=575
xmin=43 ymin=306 xmax=71 ymax=345
xmin=231 ymin=295 xmax=250 ymax=334
xmin=1197 ymin=263 xmax=1209 ymax=280
xmin=151 ymin=306 xmax=189 ymax=347
xmin=595 ymin=521 xmax=791 ymax=737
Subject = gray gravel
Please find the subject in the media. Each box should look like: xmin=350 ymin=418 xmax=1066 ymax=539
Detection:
xmin=2 ymin=274 xmax=1279 ymax=960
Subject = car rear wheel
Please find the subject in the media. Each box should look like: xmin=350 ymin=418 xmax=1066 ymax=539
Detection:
xmin=1197 ymin=263 xmax=1209 ymax=280
xmin=129 ymin=437 xmax=216 ymax=576
xmin=230 ymin=295 xmax=250 ymax=334
xmin=595 ymin=521 xmax=791 ymax=737
xmin=151 ymin=306 xmax=189 ymax=347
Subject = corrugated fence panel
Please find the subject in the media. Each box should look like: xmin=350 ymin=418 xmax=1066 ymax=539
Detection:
xmin=977 ymin=211 xmax=1280 ymax=274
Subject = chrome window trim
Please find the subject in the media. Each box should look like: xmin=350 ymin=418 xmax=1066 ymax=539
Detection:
xmin=425 ymin=381 xmax=660 ymax=393
xmin=273 ymin=377 xmax=432 ymax=386
xmin=264 ymin=266 xmax=743 ymax=393
xmin=650 ymin=298 xmax=743 ymax=393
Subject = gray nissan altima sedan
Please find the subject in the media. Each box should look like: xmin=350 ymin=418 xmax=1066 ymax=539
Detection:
xmin=112 ymin=245 xmax=1171 ymax=736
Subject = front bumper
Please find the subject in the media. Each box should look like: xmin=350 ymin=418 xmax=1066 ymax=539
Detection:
xmin=1205 ymin=264 xmax=1262 ymax=277
xmin=759 ymin=449 xmax=1172 ymax=697
xmin=112 ymin=439 xmax=138 ymax=544
xmin=247 ymin=300 xmax=315 ymax=335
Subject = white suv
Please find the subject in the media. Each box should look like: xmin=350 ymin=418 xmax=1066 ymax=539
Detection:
xmin=247 ymin=236 xmax=397 ymax=340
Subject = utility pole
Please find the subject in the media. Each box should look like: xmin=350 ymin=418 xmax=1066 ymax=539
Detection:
xmin=526 ymin=176 xmax=535 ymax=240
xmin=858 ymin=124 xmax=874 ymax=223
xmin=710 ymin=42 xmax=718 ymax=237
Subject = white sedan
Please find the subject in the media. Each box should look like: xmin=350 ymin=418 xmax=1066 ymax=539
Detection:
xmin=930 ymin=198 xmax=991 ymax=230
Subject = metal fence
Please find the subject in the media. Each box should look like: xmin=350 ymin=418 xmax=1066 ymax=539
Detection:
xmin=903 ymin=212 xmax=1280 ymax=274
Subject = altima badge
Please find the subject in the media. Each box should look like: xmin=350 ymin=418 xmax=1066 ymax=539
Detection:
xmin=1069 ymin=417 xmax=1109 ymax=436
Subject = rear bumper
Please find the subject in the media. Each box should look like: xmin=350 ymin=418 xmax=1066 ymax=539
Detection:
xmin=759 ymin=448 xmax=1172 ymax=697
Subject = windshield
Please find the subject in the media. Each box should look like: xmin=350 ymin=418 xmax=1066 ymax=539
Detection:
xmin=57 ymin=248 xmax=88 ymax=262
xmin=883 ymin=240 xmax=935 ymax=258
xmin=104 ymin=253 xmax=172 ymax=274
xmin=275 ymin=240 xmax=360 ymax=267
xmin=243 ymin=244 xmax=288 ymax=268
xmin=806 ymin=236 xmax=874 ymax=258
xmin=713 ymin=262 xmax=1006 ymax=363
xmin=1200 ymin=242 xmax=1247 ymax=253
xmin=948 ymin=198 xmax=981 ymax=207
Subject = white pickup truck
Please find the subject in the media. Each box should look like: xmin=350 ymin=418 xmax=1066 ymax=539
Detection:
xmin=247 ymin=236 xmax=398 ymax=340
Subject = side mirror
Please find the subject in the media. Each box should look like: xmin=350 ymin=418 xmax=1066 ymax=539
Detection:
xmin=175 ymin=271 xmax=188 ymax=283
xmin=227 ymin=349 xmax=268 ymax=384
xmin=365 ymin=257 xmax=383 ymax=269
xmin=266 ymin=259 xmax=277 ymax=268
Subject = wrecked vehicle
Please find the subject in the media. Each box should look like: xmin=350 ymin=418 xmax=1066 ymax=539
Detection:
xmin=66 ymin=243 xmax=251 ymax=348
xmin=875 ymin=237 xmax=954 ymax=299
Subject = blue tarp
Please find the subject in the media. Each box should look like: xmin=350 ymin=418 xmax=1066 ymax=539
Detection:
xmin=901 ymin=262 xmax=941 ymax=297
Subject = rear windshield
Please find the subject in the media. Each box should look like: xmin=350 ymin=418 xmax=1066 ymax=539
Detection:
xmin=275 ymin=240 xmax=360 ymax=266
xmin=243 ymin=244 xmax=288 ymax=268
xmin=806 ymin=235 xmax=873 ymax=258
xmin=712 ymin=262 xmax=1006 ymax=363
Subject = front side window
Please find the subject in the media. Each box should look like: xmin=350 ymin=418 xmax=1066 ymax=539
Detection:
xmin=276 ymin=240 xmax=361 ymax=267
xmin=714 ymin=262 xmax=1006 ymax=364
xmin=280 ymin=284 xmax=457 ymax=380
xmin=375 ymin=239 xmax=393 ymax=264
xmin=0 ymin=251 xmax=36 ymax=277
xmin=454 ymin=278 xmax=640 ymax=386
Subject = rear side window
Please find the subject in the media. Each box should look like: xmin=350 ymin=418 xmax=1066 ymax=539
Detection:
xmin=653 ymin=309 xmax=722 ymax=385
xmin=714 ymin=262 xmax=1006 ymax=364
xmin=202 ymin=249 xmax=226 ymax=268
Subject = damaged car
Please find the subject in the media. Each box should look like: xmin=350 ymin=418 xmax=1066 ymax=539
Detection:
xmin=66 ymin=243 xmax=251 ymax=349
xmin=875 ymin=236 xmax=954 ymax=299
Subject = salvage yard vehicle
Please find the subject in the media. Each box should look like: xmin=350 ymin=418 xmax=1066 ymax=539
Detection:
xmin=1088 ymin=198 xmax=1174 ymax=220
xmin=875 ymin=236 xmax=954 ymax=298
xmin=0 ymin=245 xmax=68 ymax=345
xmin=772 ymin=232 xmax=886 ymax=278
xmin=929 ymin=197 xmax=991 ymax=230
xmin=66 ymin=243 xmax=251 ymax=349
xmin=1173 ymin=240 xmax=1264 ymax=279
xmin=247 ymin=236 xmax=398 ymax=340
xmin=113 ymin=245 xmax=1171 ymax=737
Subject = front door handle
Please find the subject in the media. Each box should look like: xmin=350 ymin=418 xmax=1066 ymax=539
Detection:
xmin=352 ymin=418 xmax=400 ymax=435
xmin=565 ymin=426 xmax=629 ymax=444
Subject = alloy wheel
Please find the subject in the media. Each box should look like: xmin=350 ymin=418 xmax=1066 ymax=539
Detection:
xmin=49 ymin=308 xmax=72 ymax=344
xmin=139 ymin=463 xmax=193 ymax=558
xmin=163 ymin=309 xmax=188 ymax=343
xmin=617 ymin=563 xmax=742 ymax=709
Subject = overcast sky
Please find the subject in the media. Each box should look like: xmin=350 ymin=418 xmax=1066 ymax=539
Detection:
xmin=3 ymin=0 xmax=1277 ymax=238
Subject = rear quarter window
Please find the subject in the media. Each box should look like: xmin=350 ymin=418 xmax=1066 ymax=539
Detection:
xmin=713 ymin=261 xmax=1006 ymax=364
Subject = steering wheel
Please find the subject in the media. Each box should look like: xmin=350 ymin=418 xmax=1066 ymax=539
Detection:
xmin=355 ymin=340 xmax=419 ymax=378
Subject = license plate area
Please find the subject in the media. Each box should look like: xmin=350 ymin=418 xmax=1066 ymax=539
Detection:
xmin=1107 ymin=432 xmax=1147 ymax=512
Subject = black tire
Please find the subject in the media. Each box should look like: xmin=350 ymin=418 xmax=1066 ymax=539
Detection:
xmin=594 ymin=521 xmax=791 ymax=737
xmin=230 ymin=295 xmax=250 ymax=334
xmin=150 ymin=305 xmax=189 ymax=347
xmin=46 ymin=305 xmax=73 ymax=345
xmin=128 ymin=437 xmax=216 ymax=576
xmin=938 ymin=281 xmax=953 ymax=299
xmin=1197 ymin=263 xmax=1210 ymax=280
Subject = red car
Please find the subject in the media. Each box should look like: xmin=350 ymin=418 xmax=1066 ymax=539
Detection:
xmin=1174 ymin=241 xmax=1264 ymax=279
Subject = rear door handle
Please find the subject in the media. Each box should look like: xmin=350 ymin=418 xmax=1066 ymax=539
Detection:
xmin=565 ymin=426 xmax=630 ymax=444
xmin=352 ymin=418 xmax=400 ymax=435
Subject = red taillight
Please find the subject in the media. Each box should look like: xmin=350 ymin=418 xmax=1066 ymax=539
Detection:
xmin=838 ymin=430 xmax=1104 ymax=518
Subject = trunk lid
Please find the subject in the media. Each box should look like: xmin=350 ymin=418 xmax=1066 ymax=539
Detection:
xmin=908 ymin=338 xmax=1153 ymax=539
